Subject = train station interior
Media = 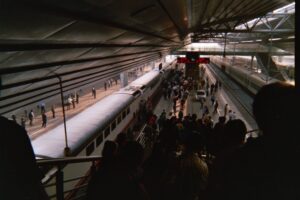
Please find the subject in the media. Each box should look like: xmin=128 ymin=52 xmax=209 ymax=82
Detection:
xmin=0 ymin=0 xmax=297 ymax=200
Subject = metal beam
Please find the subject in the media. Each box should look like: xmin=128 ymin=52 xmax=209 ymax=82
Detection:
xmin=0 ymin=49 xmax=169 ymax=75
xmin=0 ymin=53 xmax=163 ymax=89
xmin=194 ymin=29 xmax=294 ymax=34
xmin=0 ymin=42 xmax=172 ymax=52
xmin=24 ymin=1 xmax=181 ymax=44
xmin=156 ymin=0 xmax=184 ymax=39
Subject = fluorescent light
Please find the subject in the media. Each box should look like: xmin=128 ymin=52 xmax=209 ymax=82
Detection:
xmin=269 ymin=38 xmax=281 ymax=41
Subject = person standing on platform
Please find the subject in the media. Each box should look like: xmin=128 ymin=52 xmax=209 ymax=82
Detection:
xmin=11 ymin=115 xmax=17 ymax=123
xmin=224 ymin=104 xmax=228 ymax=117
xmin=0 ymin=116 xmax=50 ymax=200
xmin=67 ymin=96 xmax=72 ymax=110
xmin=92 ymin=87 xmax=96 ymax=99
xmin=214 ymin=100 xmax=219 ymax=114
xmin=42 ymin=112 xmax=47 ymax=128
xmin=72 ymin=96 xmax=76 ymax=109
xmin=41 ymin=102 xmax=46 ymax=114
xmin=28 ymin=110 xmax=34 ymax=126
xmin=51 ymin=105 xmax=55 ymax=118
xmin=76 ymin=92 xmax=79 ymax=104
xmin=104 ymin=82 xmax=107 ymax=91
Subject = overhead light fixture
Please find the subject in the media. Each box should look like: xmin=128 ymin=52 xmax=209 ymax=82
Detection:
xmin=269 ymin=38 xmax=281 ymax=41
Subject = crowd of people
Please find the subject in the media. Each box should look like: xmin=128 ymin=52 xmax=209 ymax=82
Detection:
xmin=86 ymin=81 xmax=299 ymax=200
xmin=9 ymin=76 xmax=123 ymax=132
xmin=1 ymin=68 xmax=298 ymax=200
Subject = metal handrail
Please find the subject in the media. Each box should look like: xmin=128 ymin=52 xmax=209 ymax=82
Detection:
xmin=246 ymin=129 xmax=260 ymax=133
xmin=37 ymin=156 xmax=101 ymax=166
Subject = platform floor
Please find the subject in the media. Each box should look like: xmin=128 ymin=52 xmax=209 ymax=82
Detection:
xmin=153 ymin=67 xmax=258 ymax=133
xmin=23 ymin=70 xmax=151 ymax=140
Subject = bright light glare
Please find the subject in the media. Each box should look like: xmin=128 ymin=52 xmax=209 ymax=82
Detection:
xmin=187 ymin=43 xmax=221 ymax=49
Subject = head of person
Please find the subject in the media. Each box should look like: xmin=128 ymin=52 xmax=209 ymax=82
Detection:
xmin=224 ymin=119 xmax=247 ymax=147
xmin=120 ymin=141 xmax=144 ymax=169
xmin=252 ymin=82 xmax=298 ymax=143
xmin=102 ymin=140 xmax=118 ymax=159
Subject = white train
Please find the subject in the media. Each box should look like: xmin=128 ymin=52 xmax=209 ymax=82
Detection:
xmin=211 ymin=58 xmax=277 ymax=95
xmin=32 ymin=61 xmax=175 ymax=197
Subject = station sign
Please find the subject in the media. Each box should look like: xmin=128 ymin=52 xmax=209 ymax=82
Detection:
xmin=177 ymin=57 xmax=210 ymax=64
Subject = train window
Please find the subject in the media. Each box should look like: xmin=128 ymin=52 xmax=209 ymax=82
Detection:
xmin=96 ymin=133 xmax=103 ymax=146
xmin=117 ymin=115 xmax=122 ymax=124
xmin=104 ymin=127 xmax=110 ymax=138
xmin=132 ymin=91 xmax=141 ymax=97
xmin=86 ymin=142 xmax=95 ymax=156
xmin=122 ymin=110 xmax=126 ymax=118
xmin=111 ymin=120 xmax=116 ymax=131
xmin=126 ymin=107 xmax=130 ymax=114
xmin=140 ymin=86 xmax=146 ymax=90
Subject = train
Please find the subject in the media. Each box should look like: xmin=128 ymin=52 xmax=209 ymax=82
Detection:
xmin=32 ymin=61 xmax=176 ymax=196
xmin=210 ymin=57 xmax=277 ymax=95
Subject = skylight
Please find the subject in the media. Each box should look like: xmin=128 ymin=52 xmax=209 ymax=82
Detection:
xmin=235 ymin=2 xmax=295 ymax=30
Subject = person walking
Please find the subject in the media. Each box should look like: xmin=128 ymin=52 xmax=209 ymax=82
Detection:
xmin=51 ymin=105 xmax=55 ymax=118
xmin=76 ymin=92 xmax=79 ymax=104
xmin=224 ymin=104 xmax=228 ymax=117
xmin=41 ymin=102 xmax=46 ymax=114
xmin=11 ymin=115 xmax=17 ymax=123
xmin=42 ymin=113 xmax=47 ymax=128
xmin=28 ymin=110 xmax=34 ymax=126
xmin=213 ymin=100 xmax=219 ymax=114
xmin=67 ymin=96 xmax=72 ymax=110
xmin=72 ymin=96 xmax=76 ymax=109
xmin=92 ymin=87 xmax=96 ymax=99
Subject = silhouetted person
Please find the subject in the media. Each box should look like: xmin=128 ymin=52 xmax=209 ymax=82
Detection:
xmin=217 ymin=82 xmax=300 ymax=200
xmin=29 ymin=110 xmax=34 ymax=126
xmin=51 ymin=105 xmax=55 ymax=118
xmin=41 ymin=102 xmax=46 ymax=114
xmin=0 ymin=116 xmax=49 ymax=200
xmin=76 ymin=92 xmax=79 ymax=104
xmin=72 ymin=96 xmax=76 ymax=109
xmin=116 ymin=132 xmax=128 ymax=154
xmin=87 ymin=141 xmax=149 ymax=200
xmin=11 ymin=115 xmax=17 ymax=123
xmin=224 ymin=103 xmax=228 ymax=117
xmin=104 ymin=82 xmax=107 ymax=91
xmin=42 ymin=113 xmax=47 ymax=128
xmin=21 ymin=117 xmax=26 ymax=128
xmin=92 ymin=87 xmax=96 ymax=99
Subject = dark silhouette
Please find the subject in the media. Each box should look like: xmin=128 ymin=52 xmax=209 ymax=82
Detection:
xmin=11 ymin=115 xmax=17 ymax=123
xmin=87 ymin=141 xmax=149 ymax=200
xmin=28 ymin=109 xmax=34 ymax=126
xmin=21 ymin=117 xmax=26 ymax=128
xmin=42 ymin=113 xmax=47 ymax=128
xmin=92 ymin=87 xmax=96 ymax=99
xmin=217 ymin=82 xmax=300 ymax=200
xmin=0 ymin=116 xmax=49 ymax=200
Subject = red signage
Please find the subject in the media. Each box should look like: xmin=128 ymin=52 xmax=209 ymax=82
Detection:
xmin=177 ymin=57 xmax=210 ymax=64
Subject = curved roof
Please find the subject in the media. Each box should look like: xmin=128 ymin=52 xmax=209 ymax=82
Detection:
xmin=0 ymin=0 xmax=294 ymax=115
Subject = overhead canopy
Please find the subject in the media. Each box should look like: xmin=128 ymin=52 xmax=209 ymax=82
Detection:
xmin=0 ymin=0 xmax=295 ymax=114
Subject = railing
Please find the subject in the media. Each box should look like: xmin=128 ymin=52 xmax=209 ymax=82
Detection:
xmin=37 ymin=156 xmax=101 ymax=200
